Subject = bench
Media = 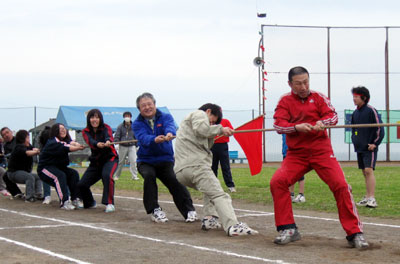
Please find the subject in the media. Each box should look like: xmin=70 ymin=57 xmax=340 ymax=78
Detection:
xmin=229 ymin=151 xmax=247 ymax=164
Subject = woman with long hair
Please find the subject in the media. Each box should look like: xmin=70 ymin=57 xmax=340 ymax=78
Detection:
xmin=77 ymin=109 xmax=118 ymax=213
xmin=37 ymin=123 xmax=84 ymax=210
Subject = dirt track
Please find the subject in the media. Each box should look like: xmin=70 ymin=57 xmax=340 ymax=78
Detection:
xmin=1 ymin=188 xmax=400 ymax=264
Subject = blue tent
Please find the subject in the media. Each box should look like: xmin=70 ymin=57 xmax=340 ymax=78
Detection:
xmin=55 ymin=105 xmax=173 ymax=131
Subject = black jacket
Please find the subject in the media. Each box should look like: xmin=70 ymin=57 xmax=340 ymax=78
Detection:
xmin=351 ymin=104 xmax=385 ymax=152
xmin=82 ymin=124 xmax=118 ymax=166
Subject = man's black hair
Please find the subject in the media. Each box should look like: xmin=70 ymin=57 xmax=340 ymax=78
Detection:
xmin=288 ymin=66 xmax=309 ymax=82
xmin=198 ymin=103 xmax=222 ymax=124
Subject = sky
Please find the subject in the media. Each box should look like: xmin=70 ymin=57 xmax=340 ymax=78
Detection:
xmin=1 ymin=0 xmax=400 ymax=133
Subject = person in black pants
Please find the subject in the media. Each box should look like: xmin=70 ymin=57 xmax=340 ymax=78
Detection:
xmin=1 ymin=127 xmax=23 ymax=197
xmin=77 ymin=109 xmax=119 ymax=213
xmin=211 ymin=118 xmax=236 ymax=193
xmin=37 ymin=123 xmax=85 ymax=210
xmin=132 ymin=92 xmax=197 ymax=223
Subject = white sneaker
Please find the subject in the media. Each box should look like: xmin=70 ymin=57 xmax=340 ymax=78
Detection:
xmin=0 ymin=189 xmax=11 ymax=197
xmin=72 ymin=199 xmax=84 ymax=209
xmin=201 ymin=216 xmax=222 ymax=230
xmin=105 ymin=204 xmax=115 ymax=213
xmin=228 ymin=187 xmax=236 ymax=193
xmin=113 ymin=175 xmax=119 ymax=181
xmin=61 ymin=200 xmax=76 ymax=210
xmin=42 ymin=196 xmax=51 ymax=205
xmin=151 ymin=207 xmax=168 ymax=223
xmin=366 ymin=197 xmax=377 ymax=208
xmin=185 ymin=211 xmax=198 ymax=223
xmin=356 ymin=196 xmax=368 ymax=206
xmin=228 ymin=222 xmax=258 ymax=236
xmin=293 ymin=194 xmax=306 ymax=203
xmin=348 ymin=233 xmax=369 ymax=249
xmin=132 ymin=175 xmax=139 ymax=181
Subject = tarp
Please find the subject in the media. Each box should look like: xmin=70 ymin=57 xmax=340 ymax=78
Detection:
xmin=56 ymin=105 xmax=172 ymax=131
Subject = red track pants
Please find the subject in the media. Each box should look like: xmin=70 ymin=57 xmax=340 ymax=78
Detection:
xmin=270 ymin=151 xmax=363 ymax=236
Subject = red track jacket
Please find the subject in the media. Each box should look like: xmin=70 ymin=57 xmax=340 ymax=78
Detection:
xmin=273 ymin=90 xmax=338 ymax=153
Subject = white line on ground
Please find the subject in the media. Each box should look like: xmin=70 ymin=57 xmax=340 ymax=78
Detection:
xmin=109 ymin=194 xmax=400 ymax=229
xmin=0 ymin=224 xmax=71 ymax=230
xmin=0 ymin=235 xmax=92 ymax=264
xmin=0 ymin=208 xmax=292 ymax=264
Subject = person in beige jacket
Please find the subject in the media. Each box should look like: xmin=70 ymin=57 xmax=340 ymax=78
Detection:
xmin=174 ymin=103 xmax=258 ymax=237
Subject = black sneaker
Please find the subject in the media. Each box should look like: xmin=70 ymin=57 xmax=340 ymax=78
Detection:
xmin=25 ymin=197 xmax=36 ymax=203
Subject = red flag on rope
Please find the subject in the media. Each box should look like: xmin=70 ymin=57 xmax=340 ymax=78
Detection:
xmin=233 ymin=115 xmax=264 ymax=176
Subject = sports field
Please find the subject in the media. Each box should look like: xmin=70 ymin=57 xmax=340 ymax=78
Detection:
xmin=0 ymin=164 xmax=399 ymax=264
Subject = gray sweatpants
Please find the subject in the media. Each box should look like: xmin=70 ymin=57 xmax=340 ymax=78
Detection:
xmin=7 ymin=170 xmax=42 ymax=199
xmin=176 ymin=165 xmax=238 ymax=232
xmin=0 ymin=167 xmax=6 ymax=191
xmin=114 ymin=145 xmax=137 ymax=178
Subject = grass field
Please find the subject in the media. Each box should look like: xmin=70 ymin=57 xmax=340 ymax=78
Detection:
xmin=109 ymin=166 xmax=400 ymax=218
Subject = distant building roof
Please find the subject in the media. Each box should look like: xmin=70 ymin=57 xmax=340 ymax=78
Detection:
xmin=29 ymin=118 xmax=56 ymax=133
xmin=55 ymin=105 xmax=173 ymax=131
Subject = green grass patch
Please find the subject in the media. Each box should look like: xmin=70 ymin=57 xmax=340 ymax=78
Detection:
xmin=95 ymin=166 xmax=400 ymax=219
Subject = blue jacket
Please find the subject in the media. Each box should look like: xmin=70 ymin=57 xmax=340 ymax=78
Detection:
xmin=132 ymin=109 xmax=176 ymax=164
xmin=351 ymin=104 xmax=385 ymax=152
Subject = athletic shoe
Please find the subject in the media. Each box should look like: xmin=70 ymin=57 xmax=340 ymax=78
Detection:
xmin=113 ymin=175 xmax=119 ymax=181
xmin=0 ymin=189 xmax=11 ymax=196
xmin=14 ymin=193 xmax=25 ymax=200
xmin=132 ymin=175 xmax=139 ymax=181
xmin=88 ymin=200 xmax=97 ymax=209
xmin=61 ymin=200 xmax=75 ymax=210
xmin=105 ymin=204 xmax=115 ymax=213
xmin=72 ymin=199 xmax=84 ymax=209
xmin=185 ymin=211 xmax=198 ymax=223
xmin=151 ymin=207 xmax=168 ymax=223
xmin=228 ymin=222 xmax=259 ymax=236
xmin=357 ymin=196 xmax=368 ymax=206
xmin=228 ymin=187 xmax=236 ymax=193
xmin=25 ymin=197 xmax=36 ymax=203
xmin=35 ymin=194 xmax=45 ymax=201
xmin=42 ymin=196 xmax=52 ymax=205
xmin=348 ymin=233 xmax=369 ymax=249
xmin=201 ymin=216 xmax=222 ymax=230
xmin=366 ymin=197 xmax=378 ymax=208
xmin=293 ymin=194 xmax=306 ymax=203
xmin=274 ymin=228 xmax=301 ymax=245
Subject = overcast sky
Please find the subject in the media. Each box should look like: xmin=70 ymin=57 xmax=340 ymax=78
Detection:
xmin=1 ymin=0 xmax=400 ymax=131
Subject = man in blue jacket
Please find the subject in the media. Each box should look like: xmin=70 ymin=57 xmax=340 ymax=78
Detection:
xmin=351 ymin=86 xmax=384 ymax=208
xmin=132 ymin=92 xmax=197 ymax=223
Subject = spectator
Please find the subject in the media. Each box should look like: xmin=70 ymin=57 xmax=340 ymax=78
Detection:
xmin=113 ymin=111 xmax=139 ymax=181
xmin=211 ymin=118 xmax=236 ymax=193
xmin=351 ymin=86 xmax=384 ymax=208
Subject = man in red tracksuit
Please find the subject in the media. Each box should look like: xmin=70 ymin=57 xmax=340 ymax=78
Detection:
xmin=270 ymin=66 xmax=368 ymax=249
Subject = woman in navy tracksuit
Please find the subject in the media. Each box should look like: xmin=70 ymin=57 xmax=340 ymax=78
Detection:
xmin=37 ymin=123 xmax=85 ymax=210
xmin=77 ymin=109 xmax=119 ymax=213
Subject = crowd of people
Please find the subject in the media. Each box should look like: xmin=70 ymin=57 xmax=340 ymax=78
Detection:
xmin=0 ymin=66 xmax=384 ymax=248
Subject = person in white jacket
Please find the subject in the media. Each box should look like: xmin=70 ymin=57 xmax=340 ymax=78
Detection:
xmin=174 ymin=103 xmax=258 ymax=237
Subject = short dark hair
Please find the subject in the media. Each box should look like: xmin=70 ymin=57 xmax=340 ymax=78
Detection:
xmin=136 ymin=92 xmax=156 ymax=109
xmin=39 ymin=126 xmax=51 ymax=148
xmin=123 ymin=111 xmax=132 ymax=117
xmin=351 ymin=86 xmax=370 ymax=103
xmin=86 ymin=109 xmax=104 ymax=130
xmin=50 ymin=123 xmax=71 ymax=142
xmin=288 ymin=66 xmax=309 ymax=82
xmin=198 ymin=103 xmax=222 ymax=124
xmin=15 ymin=130 xmax=29 ymax=144
xmin=0 ymin=127 xmax=10 ymax=136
